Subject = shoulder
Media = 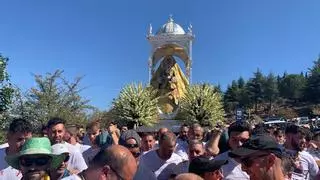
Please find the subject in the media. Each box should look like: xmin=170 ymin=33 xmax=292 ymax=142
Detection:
xmin=215 ymin=151 xmax=229 ymax=161
xmin=140 ymin=149 xmax=157 ymax=159
xmin=170 ymin=153 xmax=184 ymax=162
xmin=300 ymin=151 xmax=316 ymax=160
xmin=0 ymin=143 xmax=8 ymax=149
xmin=61 ymin=174 xmax=83 ymax=180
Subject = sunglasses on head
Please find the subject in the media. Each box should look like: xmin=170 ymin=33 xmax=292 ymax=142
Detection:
xmin=20 ymin=156 xmax=51 ymax=167
xmin=125 ymin=143 xmax=139 ymax=148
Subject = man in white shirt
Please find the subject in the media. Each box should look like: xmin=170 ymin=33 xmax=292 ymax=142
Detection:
xmin=214 ymin=121 xmax=251 ymax=180
xmin=284 ymin=124 xmax=319 ymax=179
xmin=0 ymin=118 xmax=32 ymax=180
xmin=46 ymin=117 xmax=88 ymax=174
xmin=139 ymin=131 xmax=183 ymax=180
xmin=64 ymin=125 xmax=90 ymax=153
xmin=175 ymin=125 xmax=190 ymax=160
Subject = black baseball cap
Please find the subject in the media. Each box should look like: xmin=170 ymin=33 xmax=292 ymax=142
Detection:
xmin=229 ymin=134 xmax=282 ymax=158
xmin=189 ymin=156 xmax=228 ymax=175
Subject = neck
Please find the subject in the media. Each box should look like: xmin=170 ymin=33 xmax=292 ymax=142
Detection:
xmin=70 ymin=137 xmax=77 ymax=145
xmin=6 ymin=146 xmax=17 ymax=156
xmin=284 ymin=142 xmax=294 ymax=151
xmin=51 ymin=172 xmax=63 ymax=180
xmin=269 ymin=159 xmax=285 ymax=180
xmin=156 ymin=149 xmax=169 ymax=160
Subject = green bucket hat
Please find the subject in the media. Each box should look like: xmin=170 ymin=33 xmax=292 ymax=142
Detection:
xmin=5 ymin=137 xmax=65 ymax=170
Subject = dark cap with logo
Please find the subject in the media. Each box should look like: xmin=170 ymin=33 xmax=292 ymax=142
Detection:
xmin=189 ymin=156 xmax=228 ymax=175
xmin=229 ymin=134 xmax=283 ymax=158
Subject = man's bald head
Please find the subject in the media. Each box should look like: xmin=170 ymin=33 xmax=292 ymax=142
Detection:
xmin=175 ymin=173 xmax=204 ymax=180
xmin=91 ymin=145 xmax=137 ymax=180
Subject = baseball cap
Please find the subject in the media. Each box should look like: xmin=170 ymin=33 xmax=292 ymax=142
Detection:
xmin=189 ymin=156 xmax=228 ymax=175
xmin=229 ymin=134 xmax=283 ymax=158
xmin=52 ymin=143 xmax=69 ymax=155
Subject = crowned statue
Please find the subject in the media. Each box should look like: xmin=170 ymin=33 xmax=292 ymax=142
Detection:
xmin=147 ymin=16 xmax=194 ymax=119
xmin=150 ymin=56 xmax=189 ymax=114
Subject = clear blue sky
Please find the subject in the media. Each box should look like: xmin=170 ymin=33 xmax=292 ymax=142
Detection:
xmin=1 ymin=0 xmax=320 ymax=110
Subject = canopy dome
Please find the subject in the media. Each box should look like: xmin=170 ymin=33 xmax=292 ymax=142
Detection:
xmin=156 ymin=16 xmax=185 ymax=35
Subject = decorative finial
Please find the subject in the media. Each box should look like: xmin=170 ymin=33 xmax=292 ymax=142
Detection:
xmin=168 ymin=14 xmax=174 ymax=22
xmin=148 ymin=23 xmax=153 ymax=35
xmin=188 ymin=23 xmax=193 ymax=34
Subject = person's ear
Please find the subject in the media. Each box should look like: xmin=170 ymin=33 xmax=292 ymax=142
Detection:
xmin=102 ymin=165 xmax=111 ymax=178
xmin=266 ymin=153 xmax=276 ymax=170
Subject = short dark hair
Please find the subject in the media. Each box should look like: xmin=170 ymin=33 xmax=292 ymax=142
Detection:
xmin=285 ymin=124 xmax=299 ymax=134
xmin=285 ymin=125 xmax=313 ymax=141
xmin=9 ymin=118 xmax=32 ymax=134
xmin=228 ymin=121 xmax=251 ymax=136
xmin=47 ymin=117 xmax=65 ymax=129
xmin=159 ymin=131 xmax=177 ymax=145
xmin=142 ymin=133 xmax=155 ymax=139
xmin=86 ymin=120 xmax=101 ymax=131
xmin=273 ymin=129 xmax=284 ymax=137
xmin=188 ymin=139 xmax=204 ymax=148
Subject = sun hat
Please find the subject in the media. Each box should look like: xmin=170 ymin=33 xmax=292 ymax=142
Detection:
xmin=52 ymin=143 xmax=69 ymax=155
xmin=5 ymin=137 xmax=65 ymax=170
xmin=189 ymin=156 xmax=228 ymax=175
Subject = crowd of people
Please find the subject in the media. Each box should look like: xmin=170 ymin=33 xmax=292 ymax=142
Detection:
xmin=0 ymin=117 xmax=320 ymax=180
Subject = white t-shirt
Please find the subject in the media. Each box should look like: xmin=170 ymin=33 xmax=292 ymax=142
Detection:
xmin=139 ymin=150 xmax=183 ymax=180
xmin=0 ymin=144 xmax=21 ymax=180
xmin=214 ymin=151 xmax=249 ymax=180
xmin=0 ymin=144 xmax=8 ymax=149
xmin=64 ymin=143 xmax=88 ymax=173
xmin=297 ymin=150 xmax=319 ymax=179
xmin=74 ymin=143 xmax=91 ymax=153
xmin=175 ymin=139 xmax=189 ymax=161
xmin=61 ymin=174 xmax=82 ymax=180
xmin=133 ymin=162 xmax=157 ymax=180
xmin=0 ymin=166 xmax=22 ymax=180
xmin=308 ymin=149 xmax=320 ymax=161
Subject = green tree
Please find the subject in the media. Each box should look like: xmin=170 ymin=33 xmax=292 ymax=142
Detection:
xmin=179 ymin=83 xmax=224 ymax=127
xmin=0 ymin=55 xmax=14 ymax=114
xmin=278 ymin=74 xmax=306 ymax=102
xmin=0 ymin=55 xmax=15 ymax=131
xmin=224 ymin=80 xmax=240 ymax=112
xmin=23 ymin=70 xmax=93 ymax=128
xmin=305 ymin=57 xmax=320 ymax=103
xmin=247 ymin=69 xmax=265 ymax=113
xmin=263 ymin=73 xmax=279 ymax=114
xmin=111 ymin=83 xmax=159 ymax=128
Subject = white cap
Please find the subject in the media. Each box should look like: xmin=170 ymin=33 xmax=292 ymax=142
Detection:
xmin=52 ymin=143 xmax=69 ymax=155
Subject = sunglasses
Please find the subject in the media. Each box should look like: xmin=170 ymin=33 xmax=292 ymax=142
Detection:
xmin=125 ymin=143 xmax=139 ymax=148
xmin=20 ymin=157 xmax=51 ymax=167
xmin=109 ymin=165 xmax=124 ymax=180
xmin=241 ymin=154 xmax=269 ymax=168
xmin=63 ymin=155 xmax=70 ymax=162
